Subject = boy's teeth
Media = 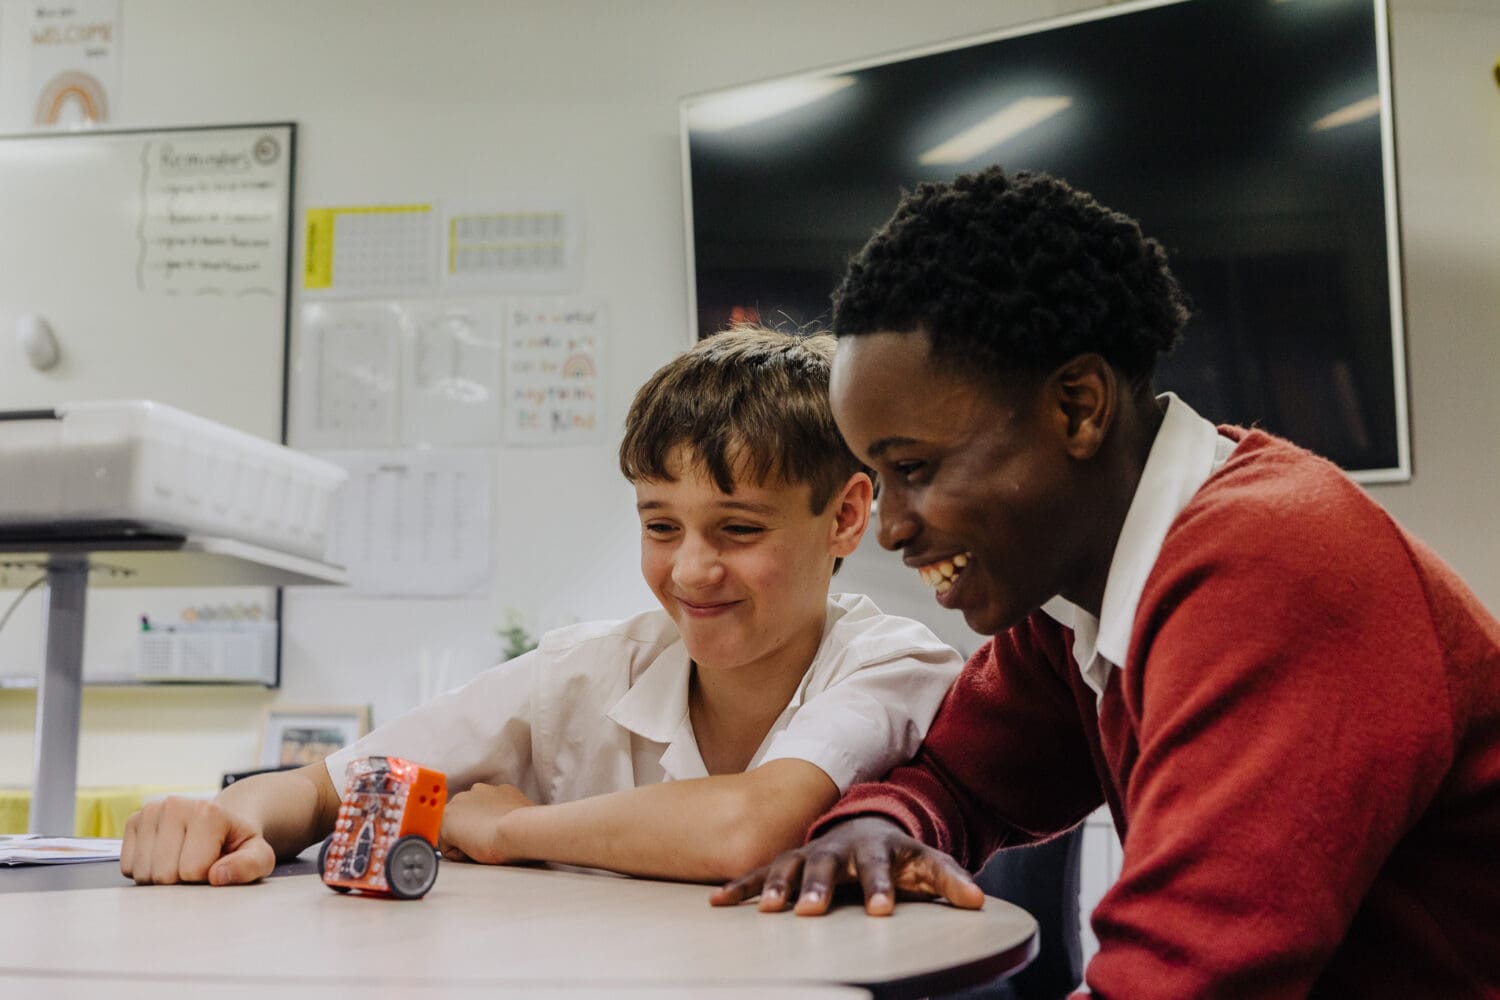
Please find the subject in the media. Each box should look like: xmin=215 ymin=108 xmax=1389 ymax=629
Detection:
xmin=919 ymin=555 xmax=970 ymax=589
xmin=936 ymin=580 xmax=952 ymax=594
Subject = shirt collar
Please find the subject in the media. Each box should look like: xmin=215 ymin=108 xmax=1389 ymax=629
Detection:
xmin=602 ymin=600 xmax=841 ymax=780
xmin=1043 ymin=393 xmax=1232 ymax=689
xmin=606 ymin=638 xmax=692 ymax=743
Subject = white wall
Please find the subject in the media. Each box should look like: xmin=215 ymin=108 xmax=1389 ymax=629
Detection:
xmin=0 ymin=0 xmax=1057 ymax=788
xmin=0 ymin=0 xmax=1495 ymax=802
xmin=1369 ymin=0 xmax=1500 ymax=577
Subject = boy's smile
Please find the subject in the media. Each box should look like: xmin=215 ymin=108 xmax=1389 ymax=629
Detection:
xmin=676 ymin=597 xmax=742 ymax=617
xmin=917 ymin=552 xmax=970 ymax=600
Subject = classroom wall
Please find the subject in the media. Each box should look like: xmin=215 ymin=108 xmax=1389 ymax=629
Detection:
xmin=0 ymin=0 xmax=1495 ymax=790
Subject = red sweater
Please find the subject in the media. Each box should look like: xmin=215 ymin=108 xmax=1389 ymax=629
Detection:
xmin=817 ymin=429 xmax=1500 ymax=998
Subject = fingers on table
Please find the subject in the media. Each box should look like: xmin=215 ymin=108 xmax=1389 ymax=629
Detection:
xmin=853 ymin=839 xmax=897 ymax=916
xmin=757 ymin=851 xmax=809 ymax=912
xmin=178 ymin=805 xmax=234 ymax=882
xmin=898 ymin=849 xmax=985 ymax=910
xmin=119 ymin=809 xmax=140 ymax=878
xmin=126 ymin=799 xmax=162 ymax=883
xmin=146 ymin=798 xmax=194 ymax=885
xmin=122 ymin=798 xmax=269 ymax=886
xmin=209 ymin=837 xmax=275 ymax=886
xmin=708 ymin=865 xmax=768 ymax=907
xmin=791 ymin=848 xmax=844 ymax=915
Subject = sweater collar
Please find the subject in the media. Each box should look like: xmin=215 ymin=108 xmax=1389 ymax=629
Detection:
xmin=1043 ymin=393 xmax=1235 ymax=697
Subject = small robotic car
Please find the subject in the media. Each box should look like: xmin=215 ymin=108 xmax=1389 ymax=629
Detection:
xmin=319 ymin=755 xmax=447 ymax=899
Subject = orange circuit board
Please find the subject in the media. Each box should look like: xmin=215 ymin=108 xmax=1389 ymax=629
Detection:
xmin=319 ymin=756 xmax=447 ymax=899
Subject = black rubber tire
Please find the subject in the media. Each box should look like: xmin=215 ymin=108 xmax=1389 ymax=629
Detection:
xmin=318 ymin=834 xmax=350 ymax=893
xmin=385 ymin=834 xmax=439 ymax=900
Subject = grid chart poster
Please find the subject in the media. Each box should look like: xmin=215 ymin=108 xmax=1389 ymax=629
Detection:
xmin=442 ymin=199 xmax=581 ymax=293
xmin=504 ymin=297 xmax=605 ymax=446
xmin=304 ymin=204 xmax=436 ymax=296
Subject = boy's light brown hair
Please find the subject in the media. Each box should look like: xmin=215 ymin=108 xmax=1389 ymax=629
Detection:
xmin=619 ymin=326 xmax=866 ymax=517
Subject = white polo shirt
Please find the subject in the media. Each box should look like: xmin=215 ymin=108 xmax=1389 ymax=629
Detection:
xmin=323 ymin=593 xmax=963 ymax=801
xmin=1042 ymin=393 xmax=1238 ymax=701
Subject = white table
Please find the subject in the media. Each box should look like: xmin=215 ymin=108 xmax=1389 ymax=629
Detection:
xmin=0 ymin=977 xmax=872 ymax=1000
xmin=0 ymin=860 xmax=1037 ymax=998
xmin=0 ymin=530 xmax=346 ymax=835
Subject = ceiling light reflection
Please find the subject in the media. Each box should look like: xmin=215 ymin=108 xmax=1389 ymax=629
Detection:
xmin=687 ymin=76 xmax=856 ymax=133
xmin=918 ymin=96 xmax=1074 ymax=165
xmin=1312 ymin=95 xmax=1381 ymax=131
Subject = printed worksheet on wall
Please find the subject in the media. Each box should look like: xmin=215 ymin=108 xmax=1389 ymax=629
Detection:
xmin=293 ymin=301 xmax=402 ymax=448
xmin=294 ymin=299 xmax=505 ymax=449
xmin=315 ymin=449 xmax=492 ymax=597
xmin=400 ymin=299 xmax=505 ymax=446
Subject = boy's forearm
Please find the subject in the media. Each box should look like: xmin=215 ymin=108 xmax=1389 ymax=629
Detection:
xmin=214 ymin=762 xmax=340 ymax=859
xmin=494 ymin=760 xmax=838 ymax=882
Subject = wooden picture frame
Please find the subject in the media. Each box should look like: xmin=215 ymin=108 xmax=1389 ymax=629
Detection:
xmin=259 ymin=704 xmax=371 ymax=768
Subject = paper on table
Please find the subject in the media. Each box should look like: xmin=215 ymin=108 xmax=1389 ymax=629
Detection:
xmin=0 ymin=835 xmax=123 ymax=866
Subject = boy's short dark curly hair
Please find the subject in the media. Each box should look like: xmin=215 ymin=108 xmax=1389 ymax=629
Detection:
xmin=619 ymin=326 xmax=865 ymax=516
xmin=831 ymin=166 xmax=1190 ymax=385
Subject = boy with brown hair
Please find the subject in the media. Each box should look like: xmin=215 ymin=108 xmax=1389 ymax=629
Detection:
xmin=121 ymin=327 xmax=963 ymax=885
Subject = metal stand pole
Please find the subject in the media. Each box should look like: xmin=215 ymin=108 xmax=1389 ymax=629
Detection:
xmin=29 ymin=557 xmax=88 ymax=836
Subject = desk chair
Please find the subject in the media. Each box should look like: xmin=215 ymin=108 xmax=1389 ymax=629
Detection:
xmin=938 ymin=822 xmax=1085 ymax=1000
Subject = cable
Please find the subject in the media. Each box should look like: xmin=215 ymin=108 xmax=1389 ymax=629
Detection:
xmin=0 ymin=575 xmax=48 ymax=634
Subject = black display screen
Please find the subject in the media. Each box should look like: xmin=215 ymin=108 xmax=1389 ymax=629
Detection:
xmin=683 ymin=0 xmax=1406 ymax=479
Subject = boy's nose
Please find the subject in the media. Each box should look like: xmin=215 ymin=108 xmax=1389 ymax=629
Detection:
xmin=876 ymin=490 xmax=917 ymax=552
xmin=672 ymin=537 xmax=725 ymax=588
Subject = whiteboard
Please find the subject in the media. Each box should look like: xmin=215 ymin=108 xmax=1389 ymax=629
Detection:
xmin=0 ymin=122 xmax=295 ymax=683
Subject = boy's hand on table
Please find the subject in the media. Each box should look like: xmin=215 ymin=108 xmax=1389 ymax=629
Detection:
xmin=709 ymin=815 xmax=984 ymax=916
xmin=438 ymin=782 xmax=535 ymax=864
xmin=120 ymin=796 xmax=275 ymax=886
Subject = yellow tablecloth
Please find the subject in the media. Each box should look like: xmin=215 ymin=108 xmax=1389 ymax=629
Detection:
xmin=0 ymin=786 xmax=209 ymax=837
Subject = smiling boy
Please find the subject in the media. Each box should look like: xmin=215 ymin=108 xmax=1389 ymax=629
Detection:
xmin=120 ymin=327 xmax=963 ymax=886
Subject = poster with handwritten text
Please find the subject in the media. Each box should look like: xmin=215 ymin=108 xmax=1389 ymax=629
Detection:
xmin=504 ymin=297 xmax=605 ymax=446
xmin=138 ymin=130 xmax=289 ymax=297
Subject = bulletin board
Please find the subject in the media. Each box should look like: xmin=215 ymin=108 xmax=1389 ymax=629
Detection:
xmin=0 ymin=122 xmax=295 ymax=683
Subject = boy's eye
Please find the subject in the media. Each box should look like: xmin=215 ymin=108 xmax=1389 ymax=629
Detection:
xmin=644 ymin=522 xmax=678 ymax=536
xmin=893 ymin=460 xmax=928 ymax=482
xmin=723 ymin=524 xmax=764 ymax=537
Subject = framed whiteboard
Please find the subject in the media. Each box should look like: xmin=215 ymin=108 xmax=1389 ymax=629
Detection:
xmin=0 ymin=122 xmax=296 ymax=684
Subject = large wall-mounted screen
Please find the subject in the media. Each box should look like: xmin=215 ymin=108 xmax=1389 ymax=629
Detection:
xmin=683 ymin=0 xmax=1407 ymax=481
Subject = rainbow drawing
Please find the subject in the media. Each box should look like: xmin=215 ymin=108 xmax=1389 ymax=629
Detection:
xmin=34 ymin=71 xmax=108 ymax=126
xmin=560 ymin=353 xmax=596 ymax=379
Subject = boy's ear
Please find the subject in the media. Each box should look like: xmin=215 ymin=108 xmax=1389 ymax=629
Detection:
xmin=827 ymin=471 xmax=873 ymax=558
xmin=1046 ymin=353 xmax=1116 ymax=461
